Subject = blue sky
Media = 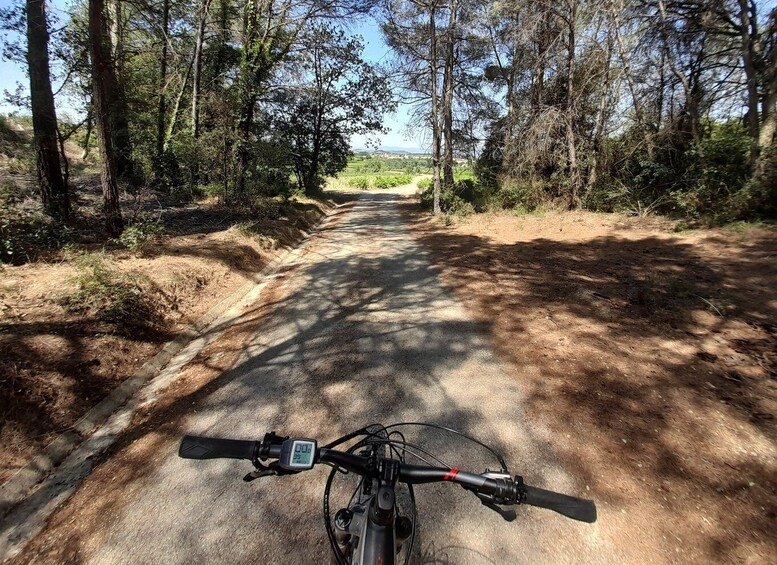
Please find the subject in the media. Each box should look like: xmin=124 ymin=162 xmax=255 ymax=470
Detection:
xmin=348 ymin=17 xmax=421 ymax=151
xmin=0 ymin=2 xmax=422 ymax=150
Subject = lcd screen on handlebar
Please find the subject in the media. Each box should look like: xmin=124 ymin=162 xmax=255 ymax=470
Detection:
xmin=290 ymin=440 xmax=314 ymax=467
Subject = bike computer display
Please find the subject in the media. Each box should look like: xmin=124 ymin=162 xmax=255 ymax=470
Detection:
xmin=278 ymin=438 xmax=317 ymax=471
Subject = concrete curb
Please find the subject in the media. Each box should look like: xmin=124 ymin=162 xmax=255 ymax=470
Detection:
xmin=0 ymin=201 xmax=344 ymax=532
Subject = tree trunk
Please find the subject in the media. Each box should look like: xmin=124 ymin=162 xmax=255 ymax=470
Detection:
xmin=429 ymin=3 xmax=442 ymax=215
xmin=164 ymin=58 xmax=193 ymax=151
xmin=565 ymin=0 xmax=580 ymax=208
xmin=614 ymin=2 xmax=653 ymax=157
xmin=755 ymin=31 xmax=777 ymax=180
xmin=441 ymin=0 xmax=457 ymax=190
xmin=213 ymin=0 xmax=231 ymax=81
xmin=81 ymin=105 xmax=93 ymax=159
xmin=26 ymin=0 xmax=69 ymax=222
xmin=587 ymin=29 xmax=614 ymax=192
xmin=234 ymin=0 xmax=270 ymax=198
xmin=738 ymin=0 xmax=760 ymax=167
xmin=155 ymin=0 xmax=170 ymax=182
xmin=107 ymin=0 xmax=133 ymax=178
xmin=89 ymin=0 xmax=124 ymax=236
xmin=191 ymin=0 xmax=212 ymax=187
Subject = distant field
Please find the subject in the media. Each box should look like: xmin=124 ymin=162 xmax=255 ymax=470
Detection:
xmin=327 ymin=155 xmax=429 ymax=189
xmin=328 ymin=155 xmax=475 ymax=190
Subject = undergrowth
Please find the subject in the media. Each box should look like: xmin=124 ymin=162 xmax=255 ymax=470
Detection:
xmin=60 ymin=253 xmax=157 ymax=328
xmin=117 ymin=212 xmax=165 ymax=255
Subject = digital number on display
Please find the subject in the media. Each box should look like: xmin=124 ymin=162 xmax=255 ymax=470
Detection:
xmin=291 ymin=442 xmax=314 ymax=465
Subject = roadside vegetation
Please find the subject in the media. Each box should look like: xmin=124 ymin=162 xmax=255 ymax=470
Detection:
xmin=0 ymin=117 xmax=344 ymax=481
xmin=382 ymin=1 xmax=777 ymax=226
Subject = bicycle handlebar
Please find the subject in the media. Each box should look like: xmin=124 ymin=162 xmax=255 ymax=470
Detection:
xmin=179 ymin=435 xmax=597 ymax=523
xmin=179 ymin=436 xmax=261 ymax=460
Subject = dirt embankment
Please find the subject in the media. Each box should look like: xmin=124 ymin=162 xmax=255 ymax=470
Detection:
xmin=404 ymin=206 xmax=776 ymax=563
xmin=0 ymin=196 xmax=347 ymax=484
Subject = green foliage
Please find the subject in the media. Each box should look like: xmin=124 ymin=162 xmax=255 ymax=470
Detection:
xmin=0 ymin=208 xmax=68 ymax=264
xmin=579 ymin=121 xmax=769 ymax=220
xmin=494 ymin=179 xmax=545 ymax=212
xmin=198 ymin=182 xmax=227 ymax=200
xmin=419 ymin=184 xmax=475 ymax=217
xmin=347 ymin=155 xmax=432 ymax=176
xmin=60 ymin=253 xmax=155 ymax=327
xmin=269 ymin=25 xmax=395 ymax=195
xmin=373 ymin=174 xmax=412 ymax=188
xmin=117 ymin=213 xmax=164 ymax=255
xmin=0 ymin=115 xmax=13 ymax=140
xmin=723 ymin=144 xmax=777 ymax=220
xmin=349 ymin=176 xmax=370 ymax=189
xmin=246 ymin=196 xmax=282 ymax=221
xmin=417 ymin=178 xmax=432 ymax=191
xmin=674 ymin=122 xmax=752 ymax=217
xmin=362 ymin=159 xmax=383 ymax=173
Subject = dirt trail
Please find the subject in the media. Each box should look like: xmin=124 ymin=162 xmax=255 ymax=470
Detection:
xmin=9 ymin=190 xmax=614 ymax=564
xmin=403 ymin=207 xmax=777 ymax=564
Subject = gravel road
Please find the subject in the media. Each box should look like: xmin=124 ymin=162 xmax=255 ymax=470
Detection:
xmin=82 ymin=189 xmax=612 ymax=564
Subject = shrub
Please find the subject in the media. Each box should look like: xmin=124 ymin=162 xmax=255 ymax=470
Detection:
xmin=417 ymin=178 xmax=432 ymax=191
xmin=419 ymin=185 xmax=474 ymax=217
xmin=118 ymin=213 xmax=164 ymax=255
xmin=497 ymin=179 xmax=545 ymax=211
xmin=60 ymin=253 xmax=155 ymax=327
xmin=198 ymin=182 xmax=226 ymax=199
xmin=248 ymin=197 xmax=282 ymax=221
xmin=0 ymin=208 xmax=66 ymax=264
xmin=370 ymin=174 xmax=412 ymax=189
xmin=362 ymin=159 xmax=383 ymax=173
xmin=349 ymin=176 xmax=370 ymax=189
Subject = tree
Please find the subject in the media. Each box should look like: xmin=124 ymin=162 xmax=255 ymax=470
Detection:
xmin=105 ymin=0 xmax=133 ymax=178
xmin=26 ymin=0 xmax=69 ymax=221
xmin=232 ymin=0 xmax=374 ymax=198
xmin=272 ymin=25 xmax=393 ymax=195
xmin=154 ymin=0 xmax=170 ymax=183
xmin=190 ymin=0 xmax=213 ymax=187
xmin=89 ymin=0 xmax=123 ymax=235
xmin=382 ymin=0 xmax=445 ymax=214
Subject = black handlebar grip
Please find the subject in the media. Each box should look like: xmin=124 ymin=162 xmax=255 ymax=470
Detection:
xmin=523 ymin=485 xmax=597 ymax=523
xmin=179 ymin=435 xmax=258 ymax=460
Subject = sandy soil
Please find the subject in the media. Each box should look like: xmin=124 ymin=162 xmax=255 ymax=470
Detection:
xmin=0 ymin=198 xmax=336 ymax=483
xmin=403 ymin=206 xmax=776 ymax=563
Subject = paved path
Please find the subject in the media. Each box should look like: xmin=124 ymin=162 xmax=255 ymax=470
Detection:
xmin=80 ymin=190 xmax=609 ymax=563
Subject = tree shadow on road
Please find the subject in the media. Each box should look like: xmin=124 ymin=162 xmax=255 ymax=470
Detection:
xmin=402 ymin=203 xmax=777 ymax=562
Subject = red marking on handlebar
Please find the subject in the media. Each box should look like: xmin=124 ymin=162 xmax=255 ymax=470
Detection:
xmin=443 ymin=468 xmax=459 ymax=481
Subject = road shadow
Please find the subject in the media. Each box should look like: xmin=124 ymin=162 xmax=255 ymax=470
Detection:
xmin=7 ymin=192 xmax=545 ymax=564
xmin=401 ymin=202 xmax=777 ymax=562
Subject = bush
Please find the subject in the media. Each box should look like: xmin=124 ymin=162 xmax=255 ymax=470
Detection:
xmin=417 ymin=178 xmax=432 ymax=191
xmin=0 ymin=208 xmax=67 ymax=264
xmin=362 ymin=159 xmax=383 ymax=173
xmin=118 ymin=213 xmax=164 ymax=255
xmin=584 ymin=182 xmax=630 ymax=213
xmin=198 ymin=182 xmax=226 ymax=199
xmin=373 ymin=174 xmax=412 ymax=189
xmin=247 ymin=197 xmax=282 ymax=221
xmin=497 ymin=179 xmax=545 ymax=211
xmin=60 ymin=253 xmax=155 ymax=328
xmin=419 ymin=185 xmax=474 ymax=217
xmin=349 ymin=176 xmax=370 ymax=189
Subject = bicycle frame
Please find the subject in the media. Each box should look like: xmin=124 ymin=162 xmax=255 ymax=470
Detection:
xmin=339 ymin=497 xmax=397 ymax=565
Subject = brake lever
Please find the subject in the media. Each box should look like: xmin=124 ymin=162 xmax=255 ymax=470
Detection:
xmin=243 ymin=461 xmax=297 ymax=482
xmin=474 ymin=493 xmax=517 ymax=522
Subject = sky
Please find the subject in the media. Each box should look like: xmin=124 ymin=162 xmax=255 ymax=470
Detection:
xmin=0 ymin=2 xmax=423 ymax=151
